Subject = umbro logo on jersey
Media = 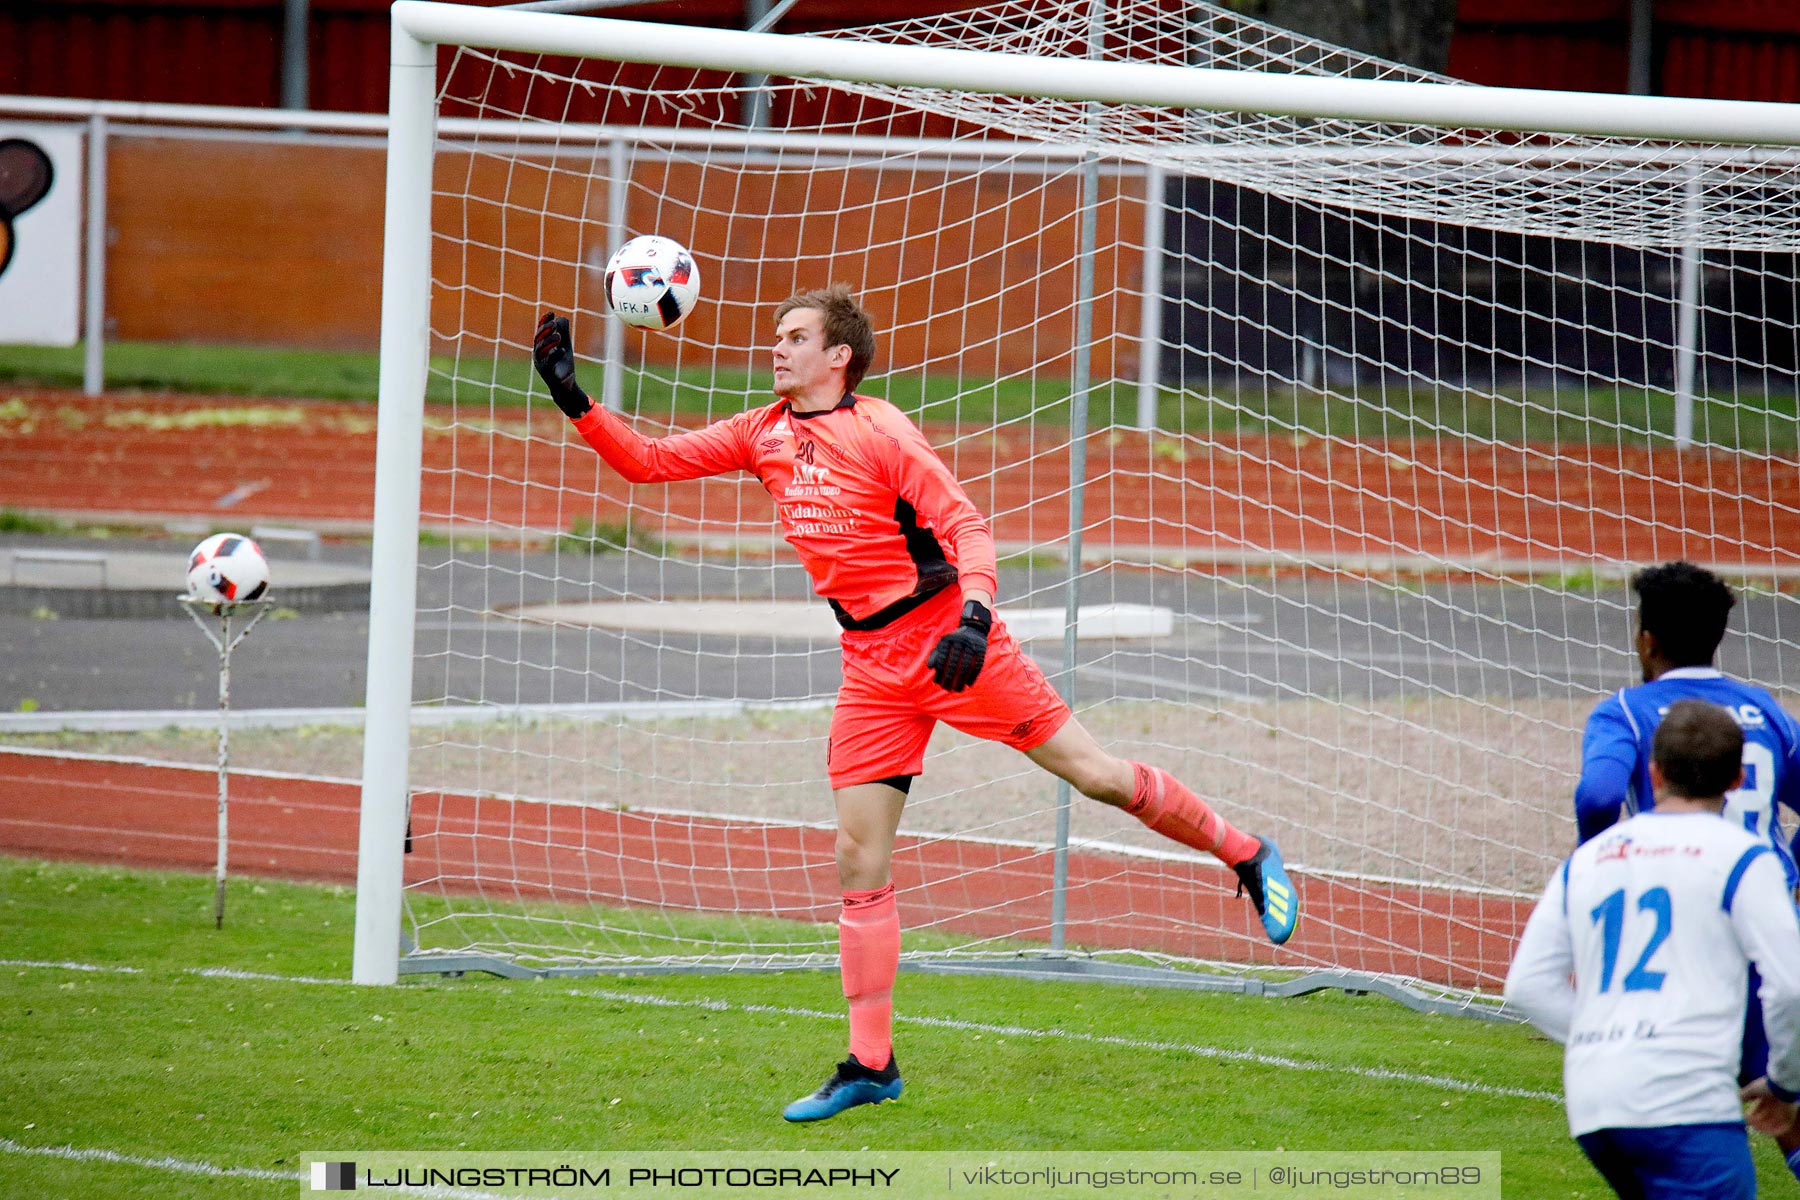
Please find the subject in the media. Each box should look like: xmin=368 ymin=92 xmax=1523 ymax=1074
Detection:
xmin=762 ymin=418 xmax=793 ymax=450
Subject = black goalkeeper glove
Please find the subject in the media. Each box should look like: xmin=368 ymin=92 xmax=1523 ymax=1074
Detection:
xmin=532 ymin=311 xmax=594 ymax=420
xmin=926 ymin=600 xmax=992 ymax=693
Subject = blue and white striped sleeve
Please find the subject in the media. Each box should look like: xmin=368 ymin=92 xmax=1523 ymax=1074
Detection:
xmin=1504 ymin=862 xmax=1576 ymax=1043
xmin=1729 ymin=846 xmax=1800 ymax=1100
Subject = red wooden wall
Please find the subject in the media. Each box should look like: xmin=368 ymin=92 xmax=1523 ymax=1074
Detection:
xmin=0 ymin=0 xmax=982 ymax=113
xmin=6 ymin=1 xmax=1800 ymax=110
xmin=1451 ymin=0 xmax=1800 ymax=100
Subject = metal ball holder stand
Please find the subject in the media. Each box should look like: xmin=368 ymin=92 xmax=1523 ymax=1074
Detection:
xmin=178 ymin=594 xmax=274 ymax=929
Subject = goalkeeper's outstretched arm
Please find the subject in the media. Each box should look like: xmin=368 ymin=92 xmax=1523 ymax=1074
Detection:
xmin=532 ymin=311 xmax=751 ymax=483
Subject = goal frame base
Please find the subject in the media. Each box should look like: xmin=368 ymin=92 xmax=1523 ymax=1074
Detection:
xmin=395 ymin=947 xmax=1508 ymax=1021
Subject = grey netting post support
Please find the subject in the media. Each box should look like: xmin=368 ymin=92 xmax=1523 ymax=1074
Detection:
xmin=1672 ymin=164 xmax=1705 ymax=449
xmin=1050 ymin=0 xmax=1108 ymax=952
xmin=601 ymin=134 xmax=631 ymax=415
xmin=178 ymin=596 xmax=274 ymax=929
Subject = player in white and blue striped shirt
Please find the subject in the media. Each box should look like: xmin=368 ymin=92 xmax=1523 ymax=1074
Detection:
xmin=1573 ymin=562 xmax=1800 ymax=1183
xmin=1511 ymin=700 xmax=1800 ymax=1196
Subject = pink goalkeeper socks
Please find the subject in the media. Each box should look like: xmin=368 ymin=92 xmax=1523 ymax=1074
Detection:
xmin=839 ymin=882 xmax=900 ymax=1070
xmin=1126 ymin=762 xmax=1261 ymax=866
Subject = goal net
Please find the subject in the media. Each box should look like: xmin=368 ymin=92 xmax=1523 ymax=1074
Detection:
xmin=357 ymin=0 xmax=1800 ymax=1009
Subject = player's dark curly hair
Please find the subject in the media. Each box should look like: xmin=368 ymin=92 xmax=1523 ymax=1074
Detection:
xmin=1632 ymin=560 xmax=1734 ymax=667
xmin=1651 ymin=699 xmax=1744 ymax=798
xmin=775 ymin=284 xmax=876 ymax=391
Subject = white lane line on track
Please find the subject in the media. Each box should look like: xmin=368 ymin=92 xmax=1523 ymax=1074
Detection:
xmin=4 ymin=958 xmax=1558 ymax=1104
xmin=0 ymin=1137 xmax=521 ymax=1199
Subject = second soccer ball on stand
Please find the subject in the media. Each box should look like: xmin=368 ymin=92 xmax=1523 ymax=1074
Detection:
xmin=185 ymin=532 xmax=271 ymax=610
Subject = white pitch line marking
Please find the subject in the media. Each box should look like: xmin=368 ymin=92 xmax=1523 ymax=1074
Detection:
xmin=0 ymin=1137 xmax=521 ymax=1199
xmin=4 ymin=958 xmax=1557 ymax=1103
xmin=568 ymin=987 xmax=1559 ymax=1103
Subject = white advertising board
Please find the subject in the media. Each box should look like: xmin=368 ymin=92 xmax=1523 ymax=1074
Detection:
xmin=0 ymin=122 xmax=83 ymax=347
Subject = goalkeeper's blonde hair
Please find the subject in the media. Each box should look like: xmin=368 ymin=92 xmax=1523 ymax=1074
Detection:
xmin=774 ymin=284 xmax=876 ymax=391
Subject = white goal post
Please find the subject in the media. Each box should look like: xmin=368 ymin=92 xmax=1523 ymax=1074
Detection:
xmin=355 ymin=0 xmax=1800 ymax=1004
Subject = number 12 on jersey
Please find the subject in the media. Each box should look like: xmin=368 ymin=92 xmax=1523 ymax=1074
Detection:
xmin=1591 ymin=886 xmax=1672 ymax=993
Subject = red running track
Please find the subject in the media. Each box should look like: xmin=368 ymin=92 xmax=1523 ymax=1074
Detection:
xmin=1 ymin=751 xmax=1526 ymax=990
xmin=8 ymin=390 xmax=1616 ymax=990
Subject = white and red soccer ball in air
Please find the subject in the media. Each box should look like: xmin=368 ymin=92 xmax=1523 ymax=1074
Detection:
xmin=185 ymin=533 xmax=271 ymax=608
xmin=603 ymin=235 xmax=701 ymax=330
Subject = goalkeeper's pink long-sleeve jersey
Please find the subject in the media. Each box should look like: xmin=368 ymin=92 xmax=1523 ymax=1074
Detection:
xmin=571 ymin=392 xmax=998 ymax=626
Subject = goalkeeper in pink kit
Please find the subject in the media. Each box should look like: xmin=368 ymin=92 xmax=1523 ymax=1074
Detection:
xmin=533 ymin=285 xmax=1299 ymax=1121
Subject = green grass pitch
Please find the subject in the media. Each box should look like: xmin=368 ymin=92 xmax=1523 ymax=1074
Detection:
xmin=6 ymin=855 xmax=1792 ymax=1197
xmin=3 ymin=340 xmax=1797 ymax=450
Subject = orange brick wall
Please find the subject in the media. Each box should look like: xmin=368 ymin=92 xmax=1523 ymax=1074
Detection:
xmin=104 ymin=136 xmax=1151 ymax=379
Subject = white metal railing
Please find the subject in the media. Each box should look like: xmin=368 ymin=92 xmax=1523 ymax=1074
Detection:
xmin=0 ymin=93 xmax=1158 ymax=407
xmin=0 ymin=88 xmax=1748 ymax=451
xmin=15 ymin=93 xmax=1800 ymax=165
xmin=4 ymin=84 xmax=1780 ymax=443
xmin=0 ymin=96 xmax=392 ymax=398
